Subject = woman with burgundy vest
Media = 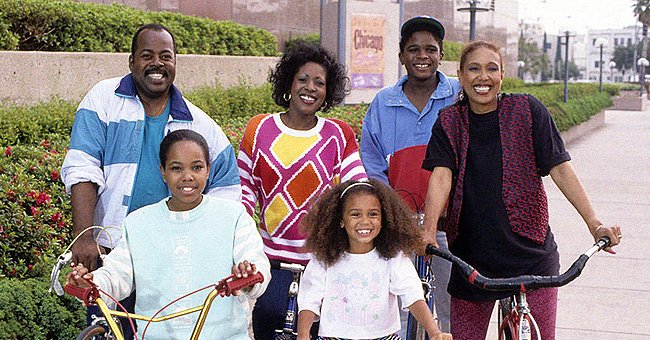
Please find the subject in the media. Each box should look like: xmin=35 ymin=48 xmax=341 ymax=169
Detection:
xmin=420 ymin=40 xmax=622 ymax=339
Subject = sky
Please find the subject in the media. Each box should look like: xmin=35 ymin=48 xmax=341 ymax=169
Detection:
xmin=519 ymin=0 xmax=639 ymax=34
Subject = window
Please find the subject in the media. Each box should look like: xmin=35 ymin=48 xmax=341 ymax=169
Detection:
xmin=592 ymin=38 xmax=596 ymax=45
xmin=595 ymin=61 xmax=600 ymax=68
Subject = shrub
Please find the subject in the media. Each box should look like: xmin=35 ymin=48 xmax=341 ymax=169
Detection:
xmin=0 ymin=15 xmax=18 ymax=50
xmin=0 ymin=0 xmax=277 ymax=56
xmin=0 ymin=142 xmax=72 ymax=279
xmin=285 ymin=33 xmax=321 ymax=51
xmin=0 ymin=276 xmax=86 ymax=339
xmin=0 ymin=98 xmax=75 ymax=148
xmin=444 ymin=40 xmax=463 ymax=62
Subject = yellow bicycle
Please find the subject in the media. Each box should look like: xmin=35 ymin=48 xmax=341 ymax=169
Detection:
xmin=50 ymin=251 xmax=264 ymax=340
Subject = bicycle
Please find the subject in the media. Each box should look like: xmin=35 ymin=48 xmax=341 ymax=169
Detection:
xmin=269 ymin=259 xmax=306 ymax=340
xmin=395 ymin=189 xmax=439 ymax=340
xmin=49 ymin=250 xmax=265 ymax=340
xmin=425 ymin=237 xmax=611 ymax=340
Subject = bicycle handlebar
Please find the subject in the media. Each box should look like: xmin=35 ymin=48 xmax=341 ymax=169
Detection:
xmin=64 ymin=272 xmax=265 ymax=305
xmin=269 ymin=260 xmax=305 ymax=273
xmin=425 ymin=237 xmax=611 ymax=292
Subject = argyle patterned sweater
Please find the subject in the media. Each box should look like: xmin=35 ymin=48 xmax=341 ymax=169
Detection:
xmin=238 ymin=113 xmax=367 ymax=263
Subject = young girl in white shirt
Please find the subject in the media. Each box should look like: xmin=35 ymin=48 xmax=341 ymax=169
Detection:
xmin=297 ymin=179 xmax=452 ymax=340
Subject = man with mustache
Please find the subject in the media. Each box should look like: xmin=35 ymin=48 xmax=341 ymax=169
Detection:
xmin=61 ymin=23 xmax=241 ymax=338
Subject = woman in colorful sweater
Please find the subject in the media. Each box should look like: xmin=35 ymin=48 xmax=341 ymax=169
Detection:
xmin=237 ymin=42 xmax=367 ymax=339
xmin=420 ymin=40 xmax=622 ymax=339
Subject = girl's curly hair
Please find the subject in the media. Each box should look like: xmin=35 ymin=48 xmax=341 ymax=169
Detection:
xmin=269 ymin=42 xmax=350 ymax=112
xmin=301 ymin=179 xmax=423 ymax=267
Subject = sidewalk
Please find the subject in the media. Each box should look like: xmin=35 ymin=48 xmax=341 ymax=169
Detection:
xmin=486 ymin=107 xmax=650 ymax=339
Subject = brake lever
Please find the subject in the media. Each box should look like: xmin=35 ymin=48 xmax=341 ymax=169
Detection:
xmin=49 ymin=251 xmax=72 ymax=296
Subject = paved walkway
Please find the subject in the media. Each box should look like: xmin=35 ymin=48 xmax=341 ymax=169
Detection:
xmin=485 ymin=107 xmax=650 ymax=339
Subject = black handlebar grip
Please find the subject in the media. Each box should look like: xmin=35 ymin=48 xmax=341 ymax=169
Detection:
xmin=597 ymin=237 xmax=611 ymax=249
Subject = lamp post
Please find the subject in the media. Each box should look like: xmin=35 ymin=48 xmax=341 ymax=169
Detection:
xmin=638 ymin=57 xmax=649 ymax=97
xmin=609 ymin=61 xmax=616 ymax=83
xmin=457 ymin=0 xmax=491 ymax=41
xmin=595 ymin=38 xmax=608 ymax=92
xmin=517 ymin=60 xmax=526 ymax=80
xmin=561 ymin=30 xmax=575 ymax=103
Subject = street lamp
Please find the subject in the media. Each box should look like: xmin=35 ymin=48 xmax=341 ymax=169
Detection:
xmin=595 ymin=37 xmax=608 ymax=92
xmin=561 ymin=30 xmax=575 ymax=103
xmin=637 ymin=57 xmax=649 ymax=97
xmin=456 ymin=0 xmax=491 ymax=41
xmin=609 ymin=61 xmax=616 ymax=83
xmin=517 ymin=60 xmax=526 ymax=80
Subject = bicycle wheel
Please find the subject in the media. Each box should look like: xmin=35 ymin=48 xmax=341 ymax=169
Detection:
xmin=76 ymin=325 xmax=113 ymax=340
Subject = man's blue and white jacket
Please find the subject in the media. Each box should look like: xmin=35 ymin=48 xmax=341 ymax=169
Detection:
xmin=61 ymin=74 xmax=241 ymax=248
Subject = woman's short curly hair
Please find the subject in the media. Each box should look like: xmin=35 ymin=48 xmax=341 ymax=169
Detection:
xmin=301 ymin=179 xmax=422 ymax=267
xmin=269 ymin=42 xmax=350 ymax=113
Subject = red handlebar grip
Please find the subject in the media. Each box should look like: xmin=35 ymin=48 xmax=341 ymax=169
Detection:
xmin=222 ymin=272 xmax=265 ymax=296
xmin=64 ymin=283 xmax=99 ymax=306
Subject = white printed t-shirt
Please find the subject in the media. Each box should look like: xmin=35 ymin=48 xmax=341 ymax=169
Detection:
xmin=298 ymin=249 xmax=423 ymax=339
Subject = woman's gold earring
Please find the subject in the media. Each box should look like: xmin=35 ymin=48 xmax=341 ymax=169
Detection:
xmin=340 ymin=223 xmax=345 ymax=229
xmin=283 ymin=92 xmax=291 ymax=102
xmin=459 ymin=91 xmax=465 ymax=101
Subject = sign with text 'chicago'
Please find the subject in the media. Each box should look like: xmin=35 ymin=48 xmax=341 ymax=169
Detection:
xmin=351 ymin=14 xmax=385 ymax=89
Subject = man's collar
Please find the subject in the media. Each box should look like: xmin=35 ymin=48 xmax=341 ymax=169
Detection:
xmin=115 ymin=74 xmax=193 ymax=121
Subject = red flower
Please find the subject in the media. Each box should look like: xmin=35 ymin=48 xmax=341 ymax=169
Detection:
xmin=7 ymin=190 xmax=16 ymax=202
xmin=26 ymin=190 xmax=37 ymax=199
xmin=50 ymin=212 xmax=61 ymax=222
xmin=35 ymin=192 xmax=51 ymax=205
xmin=30 ymin=206 xmax=39 ymax=216
xmin=50 ymin=170 xmax=60 ymax=181
xmin=27 ymin=264 xmax=34 ymax=271
xmin=40 ymin=140 xmax=50 ymax=149
xmin=57 ymin=219 xmax=65 ymax=228
xmin=4 ymin=146 xmax=11 ymax=156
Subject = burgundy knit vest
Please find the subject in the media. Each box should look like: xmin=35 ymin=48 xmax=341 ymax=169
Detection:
xmin=439 ymin=94 xmax=549 ymax=246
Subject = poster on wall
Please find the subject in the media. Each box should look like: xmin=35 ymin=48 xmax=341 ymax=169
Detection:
xmin=351 ymin=14 xmax=385 ymax=89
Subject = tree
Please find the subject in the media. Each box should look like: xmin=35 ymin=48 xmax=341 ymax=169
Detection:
xmin=634 ymin=0 xmax=650 ymax=22
xmin=553 ymin=60 xmax=581 ymax=80
xmin=518 ymin=36 xmax=550 ymax=81
xmin=613 ymin=43 xmax=642 ymax=72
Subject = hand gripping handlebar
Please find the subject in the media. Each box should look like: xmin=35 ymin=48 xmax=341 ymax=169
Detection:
xmin=215 ymin=272 xmax=265 ymax=296
xmin=425 ymin=237 xmax=611 ymax=292
xmin=64 ymin=280 xmax=100 ymax=307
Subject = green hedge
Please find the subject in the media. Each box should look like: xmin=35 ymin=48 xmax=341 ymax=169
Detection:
xmin=0 ymin=0 xmax=278 ymax=56
xmin=285 ymin=33 xmax=321 ymax=52
xmin=503 ymin=81 xmax=618 ymax=131
xmin=444 ymin=40 xmax=463 ymax=62
xmin=0 ymin=276 xmax=85 ymax=339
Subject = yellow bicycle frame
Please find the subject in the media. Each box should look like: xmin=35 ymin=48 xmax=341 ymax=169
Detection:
xmin=94 ymin=287 xmax=222 ymax=340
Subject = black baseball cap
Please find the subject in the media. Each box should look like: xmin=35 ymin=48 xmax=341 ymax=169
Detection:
xmin=400 ymin=16 xmax=445 ymax=40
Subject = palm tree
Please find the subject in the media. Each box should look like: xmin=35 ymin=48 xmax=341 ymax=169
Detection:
xmin=635 ymin=0 xmax=650 ymax=25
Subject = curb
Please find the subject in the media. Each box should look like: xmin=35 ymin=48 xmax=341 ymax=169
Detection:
xmin=560 ymin=111 xmax=605 ymax=145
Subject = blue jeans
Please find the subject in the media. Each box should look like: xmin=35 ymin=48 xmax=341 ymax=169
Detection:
xmin=252 ymin=268 xmax=319 ymax=339
xmin=399 ymin=231 xmax=451 ymax=338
